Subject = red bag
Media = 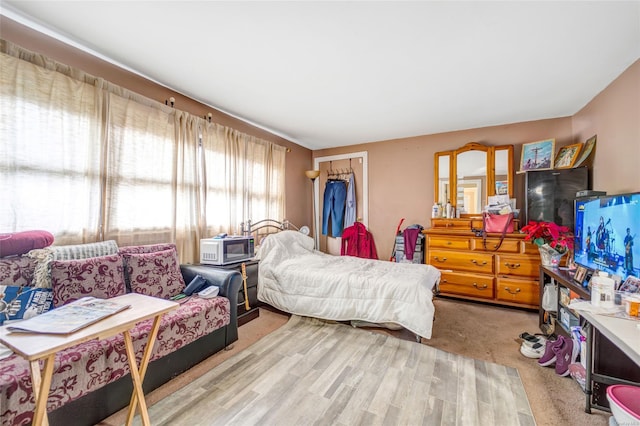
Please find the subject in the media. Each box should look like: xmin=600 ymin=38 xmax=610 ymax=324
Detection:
xmin=483 ymin=212 xmax=514 ymax=234
xmin=482 ymin=212 xmax=514 ymax=251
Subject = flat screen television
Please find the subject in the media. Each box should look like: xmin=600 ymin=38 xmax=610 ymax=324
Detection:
xmin=574 ymin=192 xmax=640 ymax=281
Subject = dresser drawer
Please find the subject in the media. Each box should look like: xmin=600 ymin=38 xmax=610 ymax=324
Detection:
xmin=495 ymin=254 xmax=540 ymax=278
xmin=427 ymin=236 xmax=471 ymax=250
xmin=472 ymin=238 xmax=520 ymax=253
xmin=496 ymin=277 xmax=539 ymax=306
xmin=439 ymin=271 xmax=494 ymax=299
xmin=431 ymin=218 xmax=472 ymax=230
xmin=428 ymin=249 xmax=494 ymax=274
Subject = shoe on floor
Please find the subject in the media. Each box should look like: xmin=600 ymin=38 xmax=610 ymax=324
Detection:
xmin=522 ymin=335 xmax=547 ymax=348
xmin=554 ymin=336 xmax=579 ymax=376
xmin=519 ymin=332 xmax=546 ymax=344
xmin=538 ymin=336 xmax=564 ymax=367
xmin=520 ymin=342 xmax=545 ymax=358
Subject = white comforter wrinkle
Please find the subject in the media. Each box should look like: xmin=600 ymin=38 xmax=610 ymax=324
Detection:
xmin=257 ymin=231 xmax=440 ymax=339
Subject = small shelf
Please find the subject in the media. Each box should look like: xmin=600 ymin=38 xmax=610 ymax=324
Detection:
xmin=539 ymin=265 xmax=640 ymax=414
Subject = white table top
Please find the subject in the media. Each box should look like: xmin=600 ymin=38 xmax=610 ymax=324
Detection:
xmin=580 ymin=310 xmax=640 ymax=368
xmin=0 ymin=293 xmax=178 ymax=360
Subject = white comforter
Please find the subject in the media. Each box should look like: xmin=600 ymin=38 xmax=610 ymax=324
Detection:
xmin=257 ymin=231 xmax=440 ymax=339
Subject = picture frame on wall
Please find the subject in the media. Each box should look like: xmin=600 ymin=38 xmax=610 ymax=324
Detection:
xmin=554 ymin=143 xmax=583 ymax=169
xmin=574 ymin=135 xmax=597 ymax=167
xmin=519 ymin=139 xmax=555 ymax=172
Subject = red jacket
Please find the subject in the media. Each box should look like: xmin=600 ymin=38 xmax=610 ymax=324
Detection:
xmin=340 ymin=222 xmax=378 ymax=259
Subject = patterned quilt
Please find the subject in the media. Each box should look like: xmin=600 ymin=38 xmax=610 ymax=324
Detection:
xmin=0 ymin=296 xmax=230 ymax=426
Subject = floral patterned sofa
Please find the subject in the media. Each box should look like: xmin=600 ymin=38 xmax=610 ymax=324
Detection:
xmin=0 ymin=241 xmax=242 ymax=426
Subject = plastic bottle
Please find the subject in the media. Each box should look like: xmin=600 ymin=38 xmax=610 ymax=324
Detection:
xmin=432 ymin=203 xmax=440 ymax=218
xmin=445 ymin=201 xmax=452 ymax=219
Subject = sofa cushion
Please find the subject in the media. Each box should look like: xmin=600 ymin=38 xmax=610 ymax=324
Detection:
xmin=50 ymin=254 xmax=126 ymax=307
xmin=118 ymin=243 xmax=176 ymax=255
xmin=28 ymin=240 xmax=119 ymax=289
xmin=123 ymin=248 xmax=185 ymax=299
xmin=0 ymin=256 xmax=36 ymax=287
xmin=0 ymin=230 xmax=54 ymax=257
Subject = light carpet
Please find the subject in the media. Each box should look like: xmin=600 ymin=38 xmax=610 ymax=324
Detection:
xmin=134 ymin=315 xmax=535 ymax=426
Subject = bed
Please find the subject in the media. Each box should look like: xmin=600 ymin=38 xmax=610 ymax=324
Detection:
xmin=257 ymin=230 xmax=441 ymax=340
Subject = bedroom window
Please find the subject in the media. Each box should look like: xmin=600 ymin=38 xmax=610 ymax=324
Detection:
xmin=0 ymin=40 xmax=285 ymax=262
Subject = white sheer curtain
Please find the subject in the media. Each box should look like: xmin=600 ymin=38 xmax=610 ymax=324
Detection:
xmin=1 ymin=39 xmax=286 ymax=263
xmin=102 ymin=92 xmax=178 ymax=245
xmin=200 ymin=123 xmax=286 ymax=237
xmin=0 ymin=50 xmax=103 ymax=245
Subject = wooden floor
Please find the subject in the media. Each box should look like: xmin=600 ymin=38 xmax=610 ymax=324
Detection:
xmin=130 ymin=315 xmax=535 ymax=426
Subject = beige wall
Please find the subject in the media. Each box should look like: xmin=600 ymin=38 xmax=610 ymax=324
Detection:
xmin=572 ymin=59 xmax=640 ymax=195
xmin=314 ymin=118 xmax=575 ymax=259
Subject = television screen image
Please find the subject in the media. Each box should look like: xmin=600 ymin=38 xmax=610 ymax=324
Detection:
xmin=574 ymin=193 xmax=640 ymax=281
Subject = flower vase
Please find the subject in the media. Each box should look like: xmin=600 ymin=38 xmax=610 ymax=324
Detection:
xmin=538 ymin=244 xmax=565 ymax=267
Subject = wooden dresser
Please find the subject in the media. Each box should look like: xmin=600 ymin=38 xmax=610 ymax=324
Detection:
xmin=424 ymin=217 xmax=541 ymax=309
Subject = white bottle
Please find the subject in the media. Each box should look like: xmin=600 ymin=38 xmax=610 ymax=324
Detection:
xmin=432 ymin=203 xmax=440 ymax=218
xmin=445 ymin=201 xmax=452 ymax=219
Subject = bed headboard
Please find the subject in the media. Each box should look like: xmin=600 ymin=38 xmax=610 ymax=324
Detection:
xmin=240 ymin=219 xmax=300 ymax=235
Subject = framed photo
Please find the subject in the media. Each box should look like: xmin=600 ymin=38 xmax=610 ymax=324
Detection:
xmin=519 ymin=139 xmax=555 ymax=172
xmin=554 ymin=143 xmax=582 ymax=169
xmin=573 ymin=265 xmax=587 ymax=284
xmin=574 ymin=135 xmax=597 ymax=167
xmin=619 ymin=276 xmax=640 ymax=293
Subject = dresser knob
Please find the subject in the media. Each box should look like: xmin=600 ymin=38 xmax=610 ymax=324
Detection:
xmin=505 ymin=262 xmax=521 ymax=269
xmin=470 ymin=259 xmax=488 ymax=266
xmin=504 ymin=287 xmax=521 ymax=295
xmin=433 ymin=256 xmax=447 ymax=262
xmin=472 ymin=283 xmax=488 ymax=290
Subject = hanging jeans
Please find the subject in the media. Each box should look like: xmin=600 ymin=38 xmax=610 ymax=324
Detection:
xmin=322 ymin=179 xmax=347 ymax=237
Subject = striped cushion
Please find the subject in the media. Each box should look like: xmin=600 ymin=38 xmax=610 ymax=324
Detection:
xmin=52 ymin=240 xmax=119 ymax=261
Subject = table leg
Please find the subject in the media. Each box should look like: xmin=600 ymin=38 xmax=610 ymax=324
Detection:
xmin=584 ymin=322 xmax=593 ymax=414
xmin=30 ymin=354 xmax=55 ymax=426
xmin=124 ymin=315 xmax=163 ymax=426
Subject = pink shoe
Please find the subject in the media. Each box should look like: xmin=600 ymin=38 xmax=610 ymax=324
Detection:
xmin=554 ymin=336 xmax=579 ymax=376
xmin=538 ymin=336 xmax=564 ymax=367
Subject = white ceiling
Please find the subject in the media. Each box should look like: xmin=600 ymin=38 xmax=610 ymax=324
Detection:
xmin=3 ymin=1 xmax=639 ymax=150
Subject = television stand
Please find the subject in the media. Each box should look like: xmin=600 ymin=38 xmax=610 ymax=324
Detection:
xmin=539 ymin=266 xmax=640 ymax=413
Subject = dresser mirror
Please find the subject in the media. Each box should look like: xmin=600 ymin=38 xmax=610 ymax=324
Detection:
xmin=434 ymin=151 xmax=453 ymax=206
xmin=494 ymin=145 xmax=514 ymax=197
xmin=434 ymin=142 xmax=514 ymax=213
xmin=455 ymin=143 xmax=489 ymax=214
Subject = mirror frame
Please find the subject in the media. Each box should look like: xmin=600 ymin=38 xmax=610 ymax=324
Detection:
xmin=434 ymin=142 xmax=514 ymax=211
xmin=454 ymin=142 xmax=490 ymax=213
xmin=493 ymin=144 xmax=514 ymax=198
xmin=434 ymin=150 xmax=454 ymax=207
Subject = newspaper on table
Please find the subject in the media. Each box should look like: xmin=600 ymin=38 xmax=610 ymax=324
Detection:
xmin=5 ymin=296 xmax=130 ymax=334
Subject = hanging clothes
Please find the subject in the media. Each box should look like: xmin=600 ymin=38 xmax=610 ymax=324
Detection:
xmin=341 ymin=221 xmax=378 ymax=259
xmin=402 ymin=224 xmax=424 ymax=261
xmin=343 ymin=172 xmax=356 ymax=229
xmin=322 ymin=179 xmax=347 ymax=237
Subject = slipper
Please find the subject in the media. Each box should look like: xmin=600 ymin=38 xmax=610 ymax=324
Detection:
xmin=522 ymin=336 xmax=547 ymax=349
xmin=519 ymin=332 xmax=545 ymax=343
xmin=520 ymin=342 xmax=545 ymax=359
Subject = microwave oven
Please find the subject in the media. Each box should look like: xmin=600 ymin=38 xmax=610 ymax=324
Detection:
xmin=200 ymin=236 xmax=255 ymax=265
